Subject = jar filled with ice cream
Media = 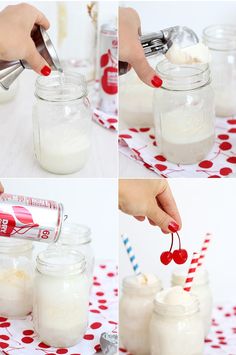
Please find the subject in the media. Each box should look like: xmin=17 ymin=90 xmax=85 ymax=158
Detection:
xmin=33 ymin=245 xmax=90 ymax=347
xmin=149 ymin=286 xmax=204 ymax=355
xmin=32 ymin=71 xmax=92 ymax=174
xmin=0 ymin=238 xmax=34 ymax=318
xmin=171 ymin=268 xmax=213 ymax=336
xmin=203 ymin=24 xmax=236 ymax=117
xmin=153 ymin=59 xmax=215 ymax=164
xmin=119 ymin=273 xmax=162 ymax=355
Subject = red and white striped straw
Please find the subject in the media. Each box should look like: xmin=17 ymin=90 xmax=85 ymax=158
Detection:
xmin=184 ymin=252 xmax=200 ymax=292
xmin=197 ymin=233 xmax=212 ymax=267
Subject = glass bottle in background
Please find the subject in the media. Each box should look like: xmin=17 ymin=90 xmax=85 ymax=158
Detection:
xmin=203 ymin=25 xmax=236 ymax=117
xmin=33 ymin=246 xmax=90 ymax=347
xmin=0 ymin=238 xmax=33 ymax=318
xmin=153 ymin=60 xmax=215 ymax=164
xmin=58 ymin=223 xmax=95 ymax=285
xmin=57 ymin=2 xmax=98 ymax=82
xmin=33 ymin=71 xmax=92 ymax=175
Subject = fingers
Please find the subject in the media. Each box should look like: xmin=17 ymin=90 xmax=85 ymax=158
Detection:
xmin=146 ymin=200 xmax=180 ymax=234
xmin=0 ymin=182 xmax=4 ymax=193
xmin=157 ymin=185 xmax=182 ymax=229
xmin=24 ymin=40 xmax=51 ymax=75
xmin=129 ymin=42 xmax=162 ymax=88
xmin=35 ymin=11 xmax=50 ymax=30
xmin=134 ymin=216 xmax=146 ymax=222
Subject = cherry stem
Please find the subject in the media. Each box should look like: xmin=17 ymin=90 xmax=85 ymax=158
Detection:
xmin=176 ymin=231 xmax=181 ymax=249
xmin=169 ymin=233 xmax=174 ymax=252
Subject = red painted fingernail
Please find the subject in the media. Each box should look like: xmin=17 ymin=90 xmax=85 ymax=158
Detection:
xmin=168 ymin=221 xmax=179 ymax=233
xmin=151 ymin=75 xmax=162 ymax=88
xmin=41 ymin=65 xmax=51 ymax=76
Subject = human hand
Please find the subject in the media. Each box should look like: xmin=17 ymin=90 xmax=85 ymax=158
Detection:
xmin=0 ymin=182 xmax=4 ymax=193
xmin=0 ymin=3 xmax=51 ymax=75
xmin=119 ymin=179 xmax=181 ymax=234
xmin=119 ymin=7 xmax=162 ymax=88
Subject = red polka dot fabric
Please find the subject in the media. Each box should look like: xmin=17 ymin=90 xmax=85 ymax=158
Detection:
xmin=119 ymin=304 xmax=236 ymax=354
xmin=0 ymin=261 xmax=117 ymax=355
xmin=93 ymin=108 xmax=118 ymax=131
xmin=119 ymin=118 xmax=236 ymax=177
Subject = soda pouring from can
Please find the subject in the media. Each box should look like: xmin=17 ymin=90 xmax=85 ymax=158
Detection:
xmin=0 ymin=193 xmax=63 ymax=243
xmin=0 ymin=26 xmax=62 ymax=90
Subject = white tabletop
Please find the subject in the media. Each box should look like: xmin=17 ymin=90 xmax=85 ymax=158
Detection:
xmin=0 ymin=71 xmax=117 ymax=178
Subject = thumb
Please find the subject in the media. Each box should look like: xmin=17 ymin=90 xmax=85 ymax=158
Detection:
xmin=24 ymin=40 xmax=51 ymax=76
xmin=129 ymin=43 xmax=162 ymax=88
xmin=146 ymin=200 xmax=180 ymax=234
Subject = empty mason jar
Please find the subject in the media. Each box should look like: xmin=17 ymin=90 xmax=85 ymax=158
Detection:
xmin=58 ymin=223 xmax=94 ymax=285
xmin=153 ymin=60 xmax=215 ymax=164
xmin=0 ymin=238 xmax=33 ymax=317
xmin=149 ymin=287 xmax=204 ymax=355
xmin=171 ymin=268 xmax=213 ymax=336
xmin=203 ymin=25 xmax=236 ymax=117
xmin=119 ymin=274 xmax=162 ymax=355
xmin=33 ymin=246 xmax=90 ymax=347
xmin=33 ymin=71 xmax=92 ymax=174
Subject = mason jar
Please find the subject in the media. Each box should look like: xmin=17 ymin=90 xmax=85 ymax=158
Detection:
xmin=119 ymin=274 xmax=162 ymax=355
xmin=0 ymin=238 xmax=33 ymax=318
xmin=171 ymin=268 xmax=213 ymax=336
xmin=58 ymin=223 xmax=94 ymax=285
xmin=32 ymin=71 xmax=92 ymax=175
xmin=149 ymin=287 xmax=204 ymax=355
xmin=33 ymin=245 xmax=90 ymax=347
xmin=203 ymin=25 xmax=236 ymax=117
xmin=153 ymin=60 xmax=215 ymax=164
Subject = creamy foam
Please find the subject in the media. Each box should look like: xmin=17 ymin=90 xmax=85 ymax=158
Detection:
xmin=166 ymin=43 xmax=211 ymax=65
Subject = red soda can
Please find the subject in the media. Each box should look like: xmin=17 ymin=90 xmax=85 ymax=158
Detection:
xmin=99 ymin=22 xmax=118 ymax=115
xmin=0 ymin=193 xmax=63 ymax=242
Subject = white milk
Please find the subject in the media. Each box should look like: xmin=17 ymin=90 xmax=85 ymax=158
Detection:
xmin=119 ymin=273 xmax=162 ymax=355
xmin=155 ymin=104 xmax=214 ymax=164
xmin=34 ymin=125 xmax=91 ymax=174
xmin=0 ymin=239 xmax=33 ymax=318
xmin=165 ymin=43 xmax=211 ymax=65
xmin=33 ymin=247 xmax=90 ymax=347
xmin=149 ymin=286 xmax=204 ymax=355
xmin=172 ymin=268 xmax=213 ymax=336
xmin=0 ymin=80 xmax=18 ymax=103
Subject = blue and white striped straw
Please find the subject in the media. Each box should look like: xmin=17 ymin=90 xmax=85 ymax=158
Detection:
xmin=121 ymin=234 xmax=141 ymax=276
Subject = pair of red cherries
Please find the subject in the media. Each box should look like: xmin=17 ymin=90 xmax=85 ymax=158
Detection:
xmin=160 ymin=232 xmax=188 ymax=265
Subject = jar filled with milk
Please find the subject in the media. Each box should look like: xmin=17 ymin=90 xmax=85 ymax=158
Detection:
xmin=149 ymin=287 xmax=204 ymax=355
xmin=171 ymin=268 xmax=213 ymax=336
xmin=58 ymin=223 xmax=95 ymax=285
xmin=33 ymin=71 xmax=92 ymax=174
xmin=203 ymin=25 xmax=236 ymax=117
xmin=0 ymin=238 xmax=33 ymax=318
xmin=153 ymin=60 xmax=215 ymax=164
xmin=119 ymin=273 xmax=162 ymax=355
xmin=33 ymin=246 xmax=90 ymax=347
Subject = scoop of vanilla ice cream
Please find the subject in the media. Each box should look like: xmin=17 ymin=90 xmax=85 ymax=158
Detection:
xmin=163 ymin=286 xmax=193 ymax=306
xmin=165 ymin=42 xmax=211 ymax=65
xmin=137 ymin=273 xmax=159 ymax=285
